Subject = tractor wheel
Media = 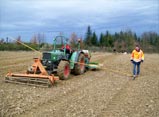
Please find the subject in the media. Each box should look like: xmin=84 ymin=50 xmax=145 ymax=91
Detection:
xmin=74 ymin=53 xmax=85 ymax=75
xmin=57 ymin=61 xmax=70 ymax=80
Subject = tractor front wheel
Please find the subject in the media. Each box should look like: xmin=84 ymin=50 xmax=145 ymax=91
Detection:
xmin=57 ymin=61 xmax=70 ymax=80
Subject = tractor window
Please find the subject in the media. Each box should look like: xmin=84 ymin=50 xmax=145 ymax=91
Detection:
xmin=54 ymin=36 xmax=70 ymax=49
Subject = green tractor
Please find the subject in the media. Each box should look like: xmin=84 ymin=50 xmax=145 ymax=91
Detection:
xmin=41 ymin=36 xmax=91 ymax=80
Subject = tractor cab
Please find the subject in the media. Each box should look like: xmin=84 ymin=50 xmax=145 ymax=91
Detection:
xmin=42 ymin=36 xmax=71 ymax=71
xmin=41 ymin=35 xmax=92 ymax=80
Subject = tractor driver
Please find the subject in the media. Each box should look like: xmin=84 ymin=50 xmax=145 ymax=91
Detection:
xmin=61 ymin=44 xmax=71 ymax=54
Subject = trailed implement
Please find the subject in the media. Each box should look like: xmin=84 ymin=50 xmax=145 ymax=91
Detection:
xmin=5 ymin=58 xmax=59 ymax=87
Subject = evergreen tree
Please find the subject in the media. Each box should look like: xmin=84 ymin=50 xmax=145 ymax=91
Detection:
xmin=104 ymin=30 xmax=112 ymax=47
xmin=134 ymin=33 xmax=138 ymax=41
xmin=85 ymin=25 xmax=92 ymax=46
xmin=99 ymin=33 xmax=104 ymax=47
xmin=108 ymin=35 xmax=113 ymax=47
xmin=91 ymin=32 xmax=98 ymax=46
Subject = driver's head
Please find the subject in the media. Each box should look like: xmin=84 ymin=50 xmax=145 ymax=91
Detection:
xmin=78 ymin=39 xmax=81 ymax=43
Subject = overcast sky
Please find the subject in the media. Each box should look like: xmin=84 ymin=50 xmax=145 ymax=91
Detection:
xmin=0 ymin=0 xmax=159 ymax=42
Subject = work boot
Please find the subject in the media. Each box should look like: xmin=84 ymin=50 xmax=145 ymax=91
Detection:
xmin=132 ymin=75 xmax=136 ymax=80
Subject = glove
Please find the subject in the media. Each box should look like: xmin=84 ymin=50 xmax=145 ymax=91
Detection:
xmin=130 ymin=59 xmax=133 ymax=63
xmin=141 ymin=60 xmax=144 ymax=63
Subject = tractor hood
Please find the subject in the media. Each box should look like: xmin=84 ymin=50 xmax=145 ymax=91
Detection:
xmin=42 ymin=50 xmax=64 ymax=61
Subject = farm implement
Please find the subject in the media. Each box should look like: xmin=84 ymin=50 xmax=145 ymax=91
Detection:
xmin=5 ymin=58 xmax=59 ymax=87
xmin=5 ymin=36 xmax=101 ymax=87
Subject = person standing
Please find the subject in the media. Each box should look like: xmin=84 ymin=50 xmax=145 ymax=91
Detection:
xmin=130 ymin=45 xmax=144 ymax=80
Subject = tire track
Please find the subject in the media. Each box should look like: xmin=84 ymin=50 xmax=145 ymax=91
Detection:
xmin=97 ymin=80 xmax=131 ymax=117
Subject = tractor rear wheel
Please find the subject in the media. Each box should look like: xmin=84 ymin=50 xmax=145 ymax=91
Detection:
xmin=74 ymin=53 xmax=85 ymax=75
xmin=57 ymin=61 xmax=70 ymax=80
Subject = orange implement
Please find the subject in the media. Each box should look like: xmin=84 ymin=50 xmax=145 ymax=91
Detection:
xmin=5 ymin=58 xmax=59 ymax=87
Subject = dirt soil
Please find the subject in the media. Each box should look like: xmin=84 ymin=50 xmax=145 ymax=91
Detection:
xmin=0 ymin=51 xmax=159 ymax=117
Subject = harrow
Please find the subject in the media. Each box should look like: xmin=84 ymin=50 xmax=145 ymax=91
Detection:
xmin=5 ymin=58 xmax=59 ymax=87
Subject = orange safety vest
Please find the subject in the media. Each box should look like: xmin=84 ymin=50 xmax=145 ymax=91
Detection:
xmin=131 ymin=49 xmax=144 ymax=62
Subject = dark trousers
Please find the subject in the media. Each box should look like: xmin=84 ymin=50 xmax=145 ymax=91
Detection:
xmin=132 ymin=61 xmax=141 ymax=75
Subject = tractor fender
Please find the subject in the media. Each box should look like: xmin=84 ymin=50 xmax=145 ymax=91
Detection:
xmin=76 ymin=51 xmax=84 ymax=61
xmin=70 ymin=51 xmax=84 ymax=69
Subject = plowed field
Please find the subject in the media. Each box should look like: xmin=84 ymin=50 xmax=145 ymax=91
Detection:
xmin=0 ymin=51 xmax=159 ymax=117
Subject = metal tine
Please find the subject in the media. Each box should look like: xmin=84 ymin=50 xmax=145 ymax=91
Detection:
xmin=5 ymin=77 xmax=52 ymax=88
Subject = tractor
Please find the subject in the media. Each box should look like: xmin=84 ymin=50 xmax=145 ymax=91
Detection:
xmin=28 ymin=35 xmax=91 ymax=80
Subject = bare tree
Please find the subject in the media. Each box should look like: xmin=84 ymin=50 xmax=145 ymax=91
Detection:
xmin=0 ymin=38 xmax=4 ymax=44
xmin=16 ymin=36 xmax=21 ymax=45
xmin=121 ymin=40 xmax=126 ymax=52
xmin=37 ymin=33 xmax=45 ymax=45
xmin=30 ymin=34 xmax=38 ymax=44
xmin=70 ymin=32 xmax=78 ymax=48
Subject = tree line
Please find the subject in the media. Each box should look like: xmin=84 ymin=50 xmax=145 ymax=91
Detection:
xmin=0 ymin=33 xmax=45 ymax=51
xmin=0 ymin=26 xmax=159 ymax=53
xmin=84 ymin=26 xmax=159 ymax=53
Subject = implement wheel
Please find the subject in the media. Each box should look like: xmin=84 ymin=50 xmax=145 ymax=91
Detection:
xmin=57 ymin=61 xmax=70 ymax=80
xmin=74 ymin=53 xmax=85 ymax=75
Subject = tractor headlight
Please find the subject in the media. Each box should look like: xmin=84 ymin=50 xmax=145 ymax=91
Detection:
xmin=48 ymin=61 xmax=52 ymax=64
xmin=53 ymin=56 xmax=56 ymax=60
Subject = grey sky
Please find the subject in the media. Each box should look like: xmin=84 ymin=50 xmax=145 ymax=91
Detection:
xmin=0 ymin=0 xmax=158 ymax=42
